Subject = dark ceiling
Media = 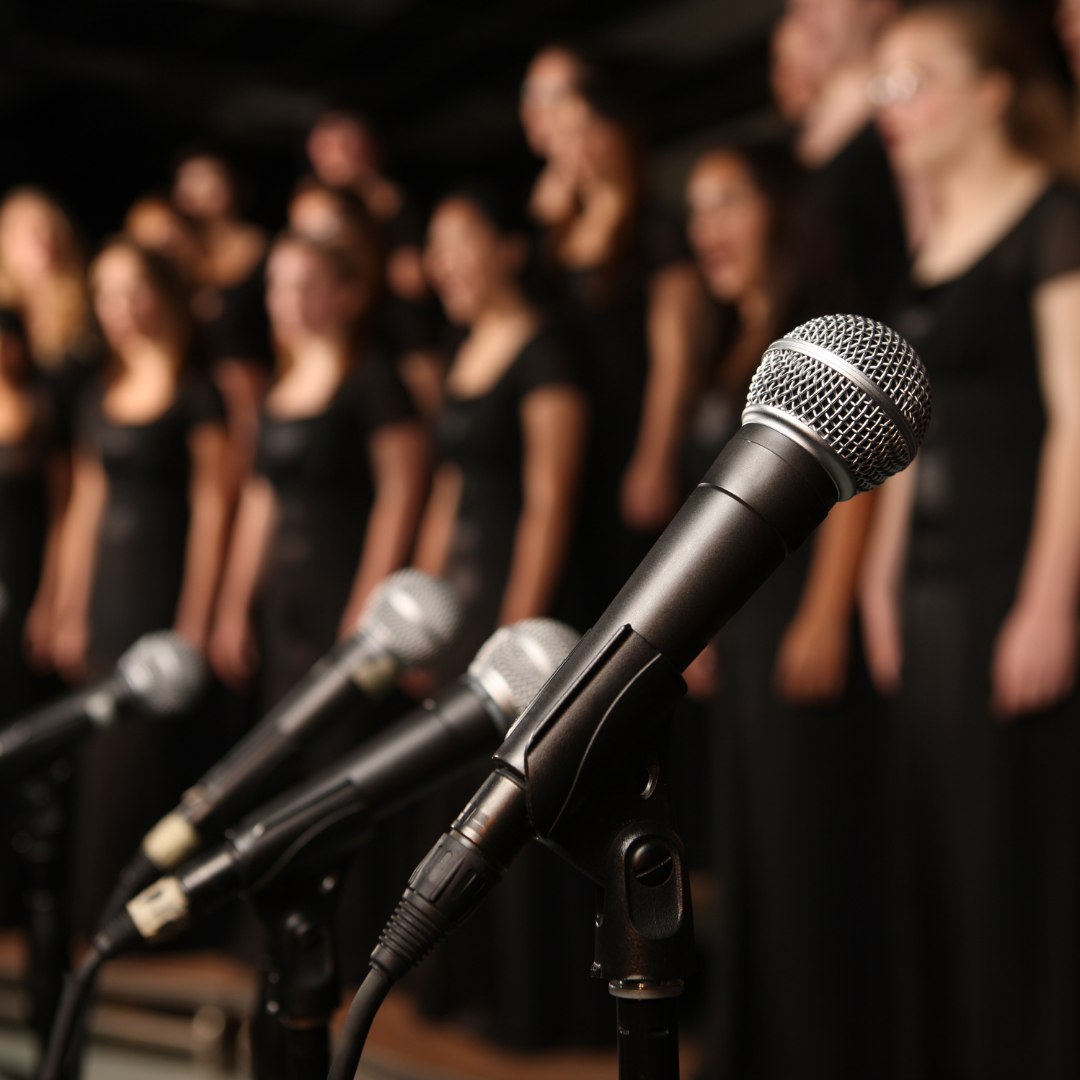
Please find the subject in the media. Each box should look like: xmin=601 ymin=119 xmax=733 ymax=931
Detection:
xmin=0 ymin=0 xmax=786 ymax=239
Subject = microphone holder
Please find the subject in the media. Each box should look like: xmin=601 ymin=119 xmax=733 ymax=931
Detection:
xmin=250 ymin=872 xmax=342 ymax=1080
xmin=543 ymin=715 xmax=694 ymax=1080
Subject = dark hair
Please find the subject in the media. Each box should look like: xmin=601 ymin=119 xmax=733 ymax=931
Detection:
xmin=694 ymin=141 xmax=852 ymax=393
xmin=91 ymin=237 xmax=194 ymax=370
xmin=907 ymin=1 xmax=1073 ymax=168
xmin=0 ymin=307 xmax=29 ymax=351
xmin=436 ymin=182 xmax=531 ymax=238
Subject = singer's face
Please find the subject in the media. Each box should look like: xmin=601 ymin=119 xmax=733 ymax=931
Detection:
xmin=0 ymin=195 xmax=61 ymax=284
xmin=686 ymin=152 xmax=770 ymax=305
xmin=265 ymin=241 xmax=352 ymax=344
xmin=873 ymin=16 xmax=992 ymax=174
xmin=92 ymin=247 xmax=169 ymax=350
xmin=520 ymin=48 xmax=583 ymax=158
xmin=306 ymin=118 xmax=376 ymax=189
xmin=425 ymin=199 xmax=513 ymax=325
xmin=173 ymin=156 xmax=234 ymax=222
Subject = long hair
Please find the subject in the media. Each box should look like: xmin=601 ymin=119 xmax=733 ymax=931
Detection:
xmin=0 ymin=186 xmax=91 ymax=367
xmin=90 ymin=237 xmax=193 ymax=379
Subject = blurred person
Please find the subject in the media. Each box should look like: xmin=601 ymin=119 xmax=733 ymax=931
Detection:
xmin=860 ymin=5 xmax=1080 ymax=1076
xmin=409 ymin=187 xmax=598 ymax=1048
xmin=173 ymin=148 xmax=271 ymax=483
xmin=123 ymin=192 xmax=201 ymax=287
xmin=286 ymin=177 xmax=446 ymax=417
xmin=0 ymin=187 xmax=99 ymax=449
xmin=781 ymin=0 xmax=911 ymax=316
xmin=531 ymin=59 xmax=705 ymax=625
xmin=685 ymin=144 xmax=886 ymax=1080
xmin=208 ymin=232 xmax=427 ymax=710
xmin=305 ymin=110 xmax=444 ymax=417
xmin=770 ymin=14 xmax=831 ymax=126
xmin=54 ymin=238 xmax=230 ymax=933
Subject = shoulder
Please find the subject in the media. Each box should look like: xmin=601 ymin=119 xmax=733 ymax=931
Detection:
xmin=343 ymin=351 xmax=416 ymax=429
xmin=513 ymin=325 xmax=582 ymax=396
xmin=1023 ymin=180 xmax=1080 ymax=288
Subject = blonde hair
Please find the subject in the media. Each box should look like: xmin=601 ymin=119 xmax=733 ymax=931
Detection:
xmin=0 ymin=187 xmax=91 ymax=367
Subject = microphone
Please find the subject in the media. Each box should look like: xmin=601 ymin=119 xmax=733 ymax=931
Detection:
xmin=95 ymin=619 xmax=581 ymax=949
xmin=109 ymin=570 xmax=463 ymax=911
xmin=358 ymin=315 xmax=933 ymax=1007
xmin=0 ymin=631 xmax=206 ymax=772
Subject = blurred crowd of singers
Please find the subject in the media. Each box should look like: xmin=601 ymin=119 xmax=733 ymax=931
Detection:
xmin=5 ymin=0 xmax=1080 ymax=1077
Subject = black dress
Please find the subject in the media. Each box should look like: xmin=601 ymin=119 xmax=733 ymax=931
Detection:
xmin=196 ymin=258 xmax=272 ymax=370
xmin=413 ymin=327 xmax=610 ymax=1048
xmin=68 ymin=371 xmax=227 ymax=934
xmin=540 ymin=211 xmax=692 ymax=626
xmin=818 ymin=123 xmax=909 ymax=322
xmin=886 ymin=181 xmax=1080 ymax=1080
xmin=253 ymin=353 xmax=415 ymax=712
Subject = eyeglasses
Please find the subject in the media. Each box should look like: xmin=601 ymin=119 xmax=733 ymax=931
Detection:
xmin=867 ymin=64 xmax=927 ymax=108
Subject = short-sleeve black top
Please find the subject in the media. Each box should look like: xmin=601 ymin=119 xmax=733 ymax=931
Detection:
xmin=77 ymin=369 xmax=226 ymax=669
xmin=891 ymin=181 xmax=1080 ymax=599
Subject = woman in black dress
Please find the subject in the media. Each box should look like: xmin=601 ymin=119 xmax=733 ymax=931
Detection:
xmin=208 ymin=231 xmax=428 ymax=712
xmin=409 ymin=188 xmax=592 ymax=1047
xmin=51 ymin=238 xmax=230 ymax=932
xmin=862 ymin=6 xmax=1080 ymax=1076
xmin=684 ymin=143 xmax=886 ymax=1080
xmin=525 ymin=55 xmax=705 ymax=624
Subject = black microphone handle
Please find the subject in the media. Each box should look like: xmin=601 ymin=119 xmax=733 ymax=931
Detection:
xmin=141 ymin=632 xmax=389 ymax=873
xmin=125 ymin=677 xmax=507 ymax=939
xmin=0 ymin=675 xmax=130 ymax=774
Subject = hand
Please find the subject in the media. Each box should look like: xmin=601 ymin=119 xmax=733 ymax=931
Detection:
xmin=51 ymin=614 xmax=90 ymax=685
xmin=620 ymin=456 xmax=679 ymax=533
xmin=208 ymin=613 xmax=259 ymax=690
xmin=991 ymin=603 xmax=1078 ymax=721
xmin=773 ymin=609 xmax=850 ymax=707
xmin=683 ymin=644 xmax=722 ymax=701
xmin=23 ymin=596 xmax=55 ymax=674
xmin=860 ymin=583 xmax=904 ymax=696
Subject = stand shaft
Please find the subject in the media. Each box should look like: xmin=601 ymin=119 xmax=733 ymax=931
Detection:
xmin=616 ymin=997 xmax=680 ymax=1080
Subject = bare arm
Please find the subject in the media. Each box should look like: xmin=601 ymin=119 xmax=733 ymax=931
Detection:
xmin=858 ymin=465 xmax=918 ymax=695
xmin=413 ymin=464 xmax=463 ymax=577
xmin=622 ymin=262 xmax=704 ymax=531
xmin=208 ymin=474 xmax=276 ymax=687
xmin=174 ymin=423 xmax=230 ymax=650
xmin=499 ymin=385 xmax=588 ymax=624
xmin=338 ymin=422 xmax=430 ymax=636
xmin=773 ymin=490 xmax=876 ymax=705
xmin=23 ymin=451 xmax=72 ymax=671
xmin=51 ymin=451 xmax=107 ymax=682
xmin=992 ymin=272 xmax=1080 ymax=719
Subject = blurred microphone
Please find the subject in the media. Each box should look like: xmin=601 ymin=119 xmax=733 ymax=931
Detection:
xmin=360 ymin=316 xmax=933 ymax=1002
xmin=106 ymin=570 xmax=463 ymax=914
xmin=0 ymin=631 xmax=206 ymax=773
xmin=93 ymin=619 xmax=580 ymax=949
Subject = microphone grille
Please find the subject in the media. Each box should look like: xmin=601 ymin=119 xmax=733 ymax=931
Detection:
xmin=359 ymin=569 xmax=464 ymax=668
xmin=744 ymin=314 xmax=932 ymax=496
xmin=469 ymin=618 xmax=581 ymax=723
xmin=116 ymin=631 xmax=208 ymax=716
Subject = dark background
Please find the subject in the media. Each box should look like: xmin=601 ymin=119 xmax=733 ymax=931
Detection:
xmin=0 ymin=0 xmax=1062 ymax=242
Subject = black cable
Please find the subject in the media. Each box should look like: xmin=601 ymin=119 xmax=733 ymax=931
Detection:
xmin=326 ymin=967 xmax=391 ymax=1080
xmin=97 ymin=849 xmax=158 ymax=927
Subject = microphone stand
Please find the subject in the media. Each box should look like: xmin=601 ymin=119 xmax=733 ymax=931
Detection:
xmin=545 ymin=715 xmax=694 ymax=1080
xmin=249 ymin=872 xmax=342 ymax=1080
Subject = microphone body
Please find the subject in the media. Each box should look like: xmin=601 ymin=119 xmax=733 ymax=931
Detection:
xmin=365 ymin=315 xmax=934 ymax=986
xmin=0 ymin=632 xmax=206 ymax=774
xmin=134 ymin=570 xmax=464 ymax=879
xmin=115 ymin=620 xmax=581 ymax=946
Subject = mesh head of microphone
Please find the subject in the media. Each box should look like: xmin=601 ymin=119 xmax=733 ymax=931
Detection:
xmin=469 ymin=618 xmax=581 ymax=723
xmin=743 ymin=314 xmax=932 ymax=498
xmin=116 ymin=631 xmax=208 ymax=716
xmin=357 ymin=569 xmax=465 ymax=668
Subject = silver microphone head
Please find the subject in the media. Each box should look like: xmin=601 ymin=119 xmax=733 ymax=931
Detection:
xmin=357 ymin=569 xmax=464 ymax=669
xmin=468 ymin=618 xmax=581 ymax=727
xmin=117 ymin=632 xmax=208 ymax=717
xmin=743 ymin=314 xmax=932 ymax=500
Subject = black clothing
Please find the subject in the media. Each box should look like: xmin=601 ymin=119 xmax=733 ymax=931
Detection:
xmin=254 ymin=354 xmax=414 ymax=711
xmin=68 ymin=370 xmax=226 ymax=935
xmin=887 ymin=181 xmax=1080 ymax=1080
xmin=434 ymin=326 xmax=580 ymax=676
xmin=819 ymin=123 xmax=908 ymax=322
xmin=39 ymin=338 xmax=101 ymax=450
xmin=197 ymin=257 xmax=272 ymax=369
xmin=78 ymin=372 xmax=226 ymax=671
xmin=540 ymin=209 xmax=690 ymax=625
